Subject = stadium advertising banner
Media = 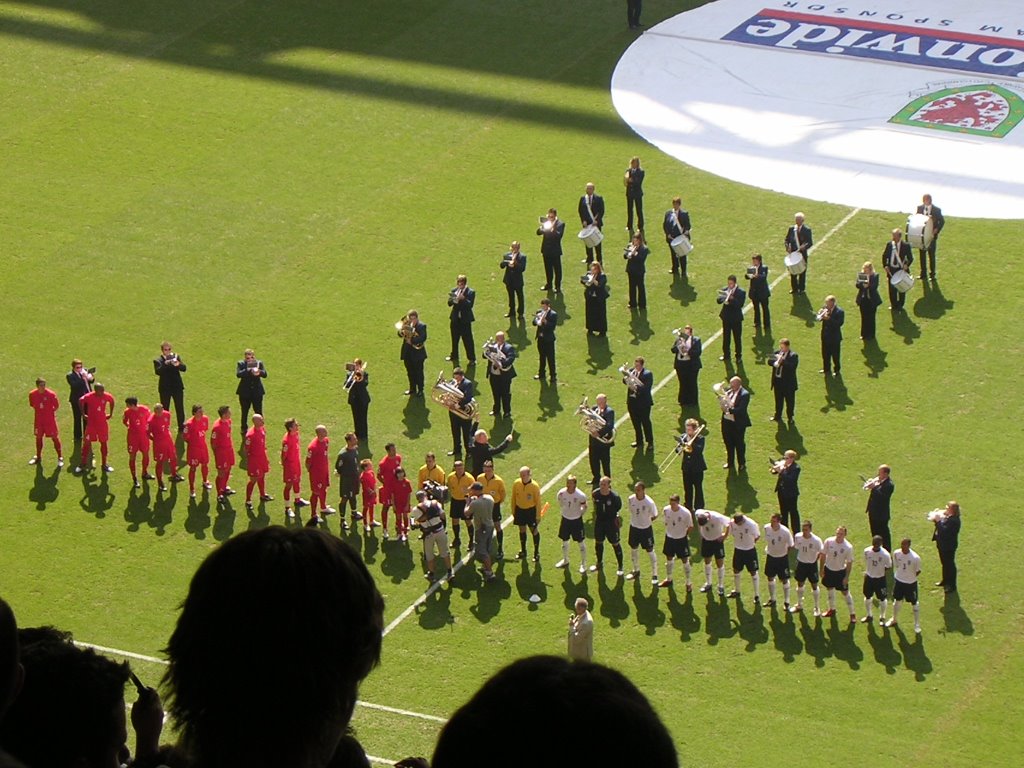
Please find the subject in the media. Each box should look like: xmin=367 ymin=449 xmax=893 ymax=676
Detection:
xmin=612 ymin=0 xmax=1024 ymax=218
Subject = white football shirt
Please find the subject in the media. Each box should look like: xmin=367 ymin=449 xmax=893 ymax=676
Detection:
xmin=863 ymin=547 xmax=892 ymax=579
xmin=764 ymin=524 xmax=794 ymax=558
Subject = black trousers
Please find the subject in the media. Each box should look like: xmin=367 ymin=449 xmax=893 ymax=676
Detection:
xmin=585 ymin=236 xmax=603 ymax=265
xmin=627 ymin=274 xmax=647 ymax=308
xmin=790 ymin=256 xmax=808 ymax=292
xmin=505 ymin=285 xmax=525 ymax=317
xmin=542 ymin=254 xmax=563 ymax=291
xmin=627 ymin=401 xmax=653 ymax=445
xmin=937 ymin=546 xmax=957 ymax=589
xmin=778 ymin=493 xmax=800 ymax=531
xmin=626 ymin=194 xmax=644 ymax=231
xmin=821 ymin=338 xmax=841 ymax=374
xmin=859 ymin=303 xmax=877 ymax=340
xmin=589 ymin=441 xmax=611 ymax=481
xmin=888 ymin=279 xmax=907 ymax=310
xmin=627 ymin=0 xmax=642 ymax=27
xmin=350 ymin=403 xmax=369 ymax=442
xmin=668 ymin=245 xmax=687 ymax=276
xmin=450 ymin=413 xmax=475 ymax=453
xmin=919 ymin=242 xmax=937 ymax=279
xmin=675 ymin=366 xmax=699 ymax=406
xmin=751 ymin=297 xmax=771 ymax=329
xmin=489 ymin=376 xmax=512 ymax=416
xmin=160 ymin=388 xmax=186 ymax=431
xmin=238 ymin=393 xmax=264 ymax=432
xmin=404 ymin=359 xmax=425 ymax=394
xmin=683 ymin=467 xmax=704 ymax=511
xmin=868 ymin=513 xmax=892 ymax=553
xmin=721 ymin=421 xmax=747 ymax=468
xmin=70 ymin=399 xmax=85 ymax=441
xmin=773 ymin=386 xmax=795 ymax=421
xmin=722 ymin=319 xmax=743 ymax=358
xmin=537 ymin=339 xmax=556 ymax=379
xmin=450 ymin=321 xmax=476 ymax=361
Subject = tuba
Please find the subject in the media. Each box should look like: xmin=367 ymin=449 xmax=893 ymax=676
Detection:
xmin=482 ymin=338 xmax=508 ymax=377
xmin=430 ymin=371 xmax=479 ymax=422
xmin=574 ymin=397 xmax=615 ymax=444
xmin=618 ymin=364 xmax=643 ymax=394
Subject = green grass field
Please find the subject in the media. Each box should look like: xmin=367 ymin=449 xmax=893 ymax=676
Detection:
xmin=1 ymin=1 xmax=1022 ymax=765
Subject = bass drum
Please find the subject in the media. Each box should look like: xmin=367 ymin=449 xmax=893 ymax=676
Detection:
xmin=906 ymin=213 xmax=934 ymax=250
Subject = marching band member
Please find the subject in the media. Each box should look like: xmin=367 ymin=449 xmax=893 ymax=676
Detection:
xmin=680 ymin=418 xmax=706 ymax=512
xmin=446 ymin=367 xmax=477 ymax=457
xmin=728 ymin=511 xmax=761 ymax=604
xmin=771 ymin=449 xmax=801 ymax=531
xmin=883 ymin=228 xmax=913 ymax=311
xmin=717 ymin=275 xmax=746 ymax=362
xmin=769 ymin=338 xmax=798 ymax=423
xmin=916 ymin=193 xmax=945 ymax=281
xmin=624 ymin=156 xmax=645 ymax=236
xmin=671 ymin=324 xmax=702 ymax=406
xmin=468 ymin=428 xmax=513 ymax=476
xmin=235 ymin=348 xmax=267 ymax=438
xmin=512 ymin=466 xmax=542 ymax=562
xmin=122 ymin=397 xmax=151 ymax=487
xmin=484 ymin=331 xmax=517 ymax=418
xmin=763 ymin=513 xmax=794 ymax=609
xmin=66 ymin=358 xmax=94 ymax=442
xmin=555 ymin=475 xmax=588 ymax=573
xmin=932 ymin=501 xmax=961 ymax=594
xmin=345 ymin=358 xmax=370 ymax=444
xmin=861 ymin=535 xmax=892 ymax=625
xmin=499 ymin=241 xmax=527 ymax=319
xmin=78 ymin=383 xmax=116 ymax=475
xmin=784 ymin=212 xmax=812 ymax=294
xmin=888 ymin=538 xmax=922 ymax=633
xmin=820 ymin=526 xmax=856 ymax=622
xmin=719 ymin=376 xmax=750 ymax=472
xmin=183 ymin=404 xmax=211 ymax=499
xmin=587 ymin=393 xmax=615 ymax=484
xmin=29 ymin=378 xmax=63 ymax=467
xmin=623 ymin=233 xmax=649 ymax=310
xmin=662 ymin=196 xmax=691 ymax=277
xmin=583 ymin=261 xmax=608 ymax=336
xmin=625 ymin=356 xmax=654 ymax=449
xmin=659 ymin=494 xmax=693 ymax=590
xmin=532 ymin=298 xmax=558 ymax=382
xmin=578 ymin=182 xmax=605 ymax=265
xmin=446 ymin=460 xmax=475 ymax=549
xmin=696 ymin=509 xmax=730 ymax=596
xmin=818 ymin=295 xmax=844 ymax=376
xmin=477 ymin=460 xmax=507 ymax=559
xmin=153 ymin=341 xmax=187 ymax=432
xmin=855 ymin=261 xmax=882 ymax=341
xmin=625 ymin=481 xmax=659 ymax=583
xmin=790 ymin=520 xmax=824 ymax=615
xmin=304 ymin=425 xmax=333 ymax=524
xmin=864 ymin=464 xmax=894 ymax=553
xmin=590 ymin=476 xmax=624 ymax=576
xmin=447 ymin=274 xmax=477 ymax=364
xmin=536 ymin=208 xmax=565 ymax=293
xmin=744 ymin=254 xmax=770 ymax=332
xmin=398 ymin=310 xmax=427 ymax=396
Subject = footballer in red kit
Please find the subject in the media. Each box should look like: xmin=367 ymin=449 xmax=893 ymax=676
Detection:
xmin=211 ymin=406 xmax=235 ymax=503
xmin=281 ymin=419 xmax=308 ymax=519
xmin=392 ymin=467 xmax=413 ymax=541
xmin=305 ymin=425 xmax=333 ymax=524
xmin=183 ymin=404 xmax=211 ymax=497
xmin=77 ymin=384 xmax=115 ymax=474
xmin=28 ymin=378 xmax=63 ymax=466
xmin=244 ymin=414 xmax=272 ymax=509
xmin=148 ymin=403 xmax=181 ymax=490
xmin=122 ymin=397 xmax=152 ymax=486
xmin=378 ymin=442 xmax=402 ymax=533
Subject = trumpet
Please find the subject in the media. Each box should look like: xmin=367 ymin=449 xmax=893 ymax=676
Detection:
xmin=430 ymin=371 xmax=479 ymax=422
xmin=671 ymin=327 xmax=691 ymax=353
xmin=618 ymin=364 xmax=644 ymax=394
xmin=716 ymin=287 xmax=732 ymax=304
xmin=539 ymin=215 xmax=555 ymax=232
xmin=815 ymin=304 xmax=832 ymax=321
xmin=574 ymin=396 xmax=615 ymax=444
xmin=581 ymin=272 xmax=595 ymax=287
xmin=343 ymin=362 xmax=367 ymax=391
xmin=768 ymin=455 xmax=786 ymax=474
xmin=658 ymin=423 xmax=707 ymax=471
xmin=449 ymin=285 xmax=467 ymax=304
xmin=860 ymin=474 xmax=880 ymax=490
xmin=926 ymin=508 xmax=946 ymax=523
xmin=532 ymin=308 xmax=549 ymax=327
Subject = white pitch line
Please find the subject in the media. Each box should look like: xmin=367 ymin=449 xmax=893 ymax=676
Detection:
xmin=76 ymin=641 xmax=168 ymax=665
xmin=356 ymin=701 xmax=448 ymax=723
xmin=382 ymin=207 xmax=861 ymax=638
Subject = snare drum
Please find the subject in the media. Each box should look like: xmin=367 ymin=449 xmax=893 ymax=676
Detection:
xmin=906 ymin=213 xmax=934 ymax=250
xmin=784 ymin=252 xmax=806 ymax=275
xmin=670 ymin=234 xmax=693 ymax=256
xmin=890 ymin=269 xmax=915 ymax=293
xmin=578 ymin=226 xmax=604 ymax=248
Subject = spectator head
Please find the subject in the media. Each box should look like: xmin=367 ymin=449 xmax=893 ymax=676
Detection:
xmin=0 ymin=598 xmax=21 ymax=719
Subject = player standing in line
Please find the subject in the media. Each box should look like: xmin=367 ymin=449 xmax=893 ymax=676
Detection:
xmin=555 ymin=475 xmax=588 ymax=574
xmin=820 ymin=526 xmax=857 ymax=623
xmin=359 ymin=459 xmax=378 ymax=532
xmin=183 ymin=404 xmax=211 ymax=499
xmin=76 ymin=383 xmax=116 ymax=474
xmin=626 ymin=482 xmax=659 ymax=584
xmin=728 ymin=511 xmax=761 ymax=604
xmin=512 ymin=466 xmax=543 ymax=562
xmin=281 ymin=419 xmax=309 ymax=519
xmin=244 ymin=414 xmax=273 ymax=511
xmin=28 ymin=378 xmax=63 ymax=467
xmin=861 ymin=535 xmax=892 ymax=625
xmin=378 ymin=443 xmax=402 ymax=539
xmin=211 ymin=406 xmax=235 ymax=505
xmin=696 ymin=509 xmax=731 ymax=596
xmin=790 ymin=520 xmax=824 ymax=615
xmin=122 ymin=397 xmax=152 ymax=487
xmin=888 ymin=538 xmax=922 ymax=633
xmin=590 ymin=475 xmax=625 ymax=575
xmin=148 ymin=403 xmax=182 ymax=491
xmin=304 ymin=425 xmax=333 ymax=525
xmin=446 ymin=459 xmax=475 ymax=549
xmin=763 ymin=513 xmax=794 ymax=609
xmin=393 ymin=467 xmax=414 ymax=542
xmin=659 ymin=494 xmax=694 ymax=590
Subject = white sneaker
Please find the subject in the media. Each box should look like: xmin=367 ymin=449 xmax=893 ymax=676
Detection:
xmin=579 ymin=565 xmax=587 ymax=575
xmin=615 ymin=569 xmax=624 ymax=577
xmin=914 ymin=625 xmax=921 ymax=634
xmin=651 ymin=576 xmax=660 ymax=585
xmin=555 ymin=558 xmax=568 ymax=569
xmin=28 ymin=457 xmax=39 ymax=465
xmin=323 ymin=505 xmax=337 ymax=515
xmin=286 ymin=508 xmax=295 ymax=519
xmin=103 ymin=465 xmax=114 ymax=473
xmin=57 ymin=457 xmax=65 ymax=467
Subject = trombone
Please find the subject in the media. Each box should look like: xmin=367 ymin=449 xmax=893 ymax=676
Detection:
xmin=343 ymin=362 xmax=367 ymax=391
xmin=658 ymin=423 xmax=707 ymax=472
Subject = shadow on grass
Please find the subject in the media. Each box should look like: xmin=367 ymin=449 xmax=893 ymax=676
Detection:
xmin=723 ymin=470 xmax=760 ymax=516
xmin=860 ymin=338 xmax=888 ymax=379
xmin=752 ymin=327 xmax=775 ymax=366
xmin=773 ymin=420 xmax=807 ymax=458
xmin=797 ymin=611 xmax=830 ymax=667
xmin=469 ymin=561 xmax=512 ymax=623
xmin=559 ymin=567 xmax=592 ymax=611
xmin=505 ymin=315 xmax=531 ymax=353
xmin=585 ymin=333 xmax=614 ymax=375
xmin=80 ymin=472 xmax=115 ymax=519
xmin=821 ymin=372 xmax=853 ymax=413
xmin=894 ymin=626 xmax=932 ymax=681
xmin=826 ymin=617 xmax=864 ymax=670
xmin=29 ymin=464 xmax=61 ymax=510
xmin=536 ymin=379 xmax=563 ymax=422
xmin=124 ymin=485 xmax=152 ymax=533
xmin=668 ymin=274 xmax=698 ymax=307
xmin=631 ymin=579 xmax=666 ymax=636
xmin=416 ymin=582 xmax=454 ymax=630
xmin=401 ymin=395 xmax=431 ymax=440
xmin=666 ymin=588 xmax=702 ymax=642
xmin=703 ymin=592 xmax=737 ymax=645
xmin=767 ymin=606 xmax=802 ymax=662
xmin=914 ymin=279 xmax=954 ymax=320
xmin=184 ymin=495 xmax=212 ymax=540
xmin=596 ymin=571 xmax=630 ymax=628
xmin=150 ymin=483 xmax=178 ymax=535
xmin=212 ymin=500 xmax=236 ymax=541
xmin=628 ymin=445 xmax=660 ymax=487
xmin=789 ymin=293 xmax=817 ymax=329
xmin=735 ymin=599 xmax=770 ymax=652
xmin=628 ymin=309 xmax=654 ymax=346
xmin=245 ymin=500 xmax=272 ymax=531
xmin=940 ymin=591 xmax=974 ymax=635
xmin=889 ymin=309 xmax=922 ymax=345
xmin=866 ymin=621 xmax=901 ymax=674
xmin=380 ymin=537 xmax=415 ymax=582
xmin=513 ymin=559 xmax=547 ymax=605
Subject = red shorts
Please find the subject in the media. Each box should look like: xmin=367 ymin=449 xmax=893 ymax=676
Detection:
xmin=309 ymin=473 xmax=329 ymax=492
xmin=34 ymin=419 xmax=59 ymax=438
xmin=215 ymin=447 xmax=235 ymax=470
xmin=187 ymin=444 xmax=209 ymax=466
xmin=379 ymin=484 xmax=396 ymax=506
xmin=153 ymin=439 xmax=176 ymax=462
xmin=283 ymin=463 xmax=302 ymax=484
xmin=84 ymin=423 xmax=110 ymax=442
xmin=126 ymin=434 xmax=149 ymax=453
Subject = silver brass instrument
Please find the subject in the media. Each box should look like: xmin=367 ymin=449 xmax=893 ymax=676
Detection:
xmin=672 ymin=328 xmax=691 ymax=354
xmin=581 ymin=272 xmax=595 ymax=287
xmin=860 ymin=474 xmax=880 ymax=491
xmin=815 ymin=304 xmax=832 ymax=322
xmin=539 ymin=215 xmax=555 ymax=232
xmin=574 ymin=396 xmax=615 ymax=445
xmin=768 ymin=455 xmax=786 ymax=474
xmin=482 ymin=338 xmax=508 ymax=377
xmin=856 ymin=272 xmax=868 ymax=288
xmin=717 ymin=287 xmax=731 ymax=303
xmin=343 ymin=362 xmax=367 ymax=391
xmin=926 ymin=508 xmax=946 ymax=523
xmin=449 ymin=285 xmax=467 ymax=304
xmin=658 ymin=423 xmax=707 ymax=471
xmin=430 ymin=372 xmax=479 ymax=422
xmin=618 ymin=364 xmax=643 ymax=394
xmin=712 ymin=381 xmax=734 ymax=419
xmin=532 ymin=308 xmax=549 ymax=327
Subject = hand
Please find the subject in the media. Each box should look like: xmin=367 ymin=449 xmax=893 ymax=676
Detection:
xmin=131 ymin=686 xmax=165 ymax=759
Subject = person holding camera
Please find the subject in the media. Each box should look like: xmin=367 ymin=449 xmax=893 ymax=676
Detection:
xmin=414 ymin=489 xmax=452 ymax=582
xmin=154 ymin=341 xmax=187 ymax=432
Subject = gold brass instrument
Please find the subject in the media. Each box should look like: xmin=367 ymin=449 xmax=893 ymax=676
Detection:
xmin=856 ymin=272 xmax=869 ymax=288
xmin=618 ymin=363 xmax=643 ymax=394
xmin=482 ymin=338 xmax=508 ymax=377
xmin=395 ymin=314 xmax=423 ymax=349
xmin=815 ymin=304 xmax=832 ymax=322
xmin=574 ymin=396 xmax=615 ymax=445
xmin=658 ymin=423 xmax=707 ymax=471
xmin=430 ymin=371 xmax=479 ymax=422
xmin=343 ymin=362 xmax=367 ymax=391
xmin=768 ymin=455 xmax=786 ymax=474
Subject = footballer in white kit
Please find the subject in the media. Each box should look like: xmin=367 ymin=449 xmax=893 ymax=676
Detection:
xmin=888 ymin=538 xmax=923 ymax=633
xmin=763 ymin=514 xmax=794 ymax=608
xmin=696 ymin=509 xmax=730 ymax=595
xmin=626 ymin=481 xmax=659 ymax=583
xmin=727 ymin=512 xmax=761 ymax=602
xmin=790 ymin=520 xmax=824 ymax=615
xmin=821 ymin=526 xmax=856 ymax=621
xmin=555 ymin=476 xmax=589 ymax=573
xmin=659 ymin=494 xmax=694 ymax=589
xmin=861 ymin=535 xmax=892 ymax=624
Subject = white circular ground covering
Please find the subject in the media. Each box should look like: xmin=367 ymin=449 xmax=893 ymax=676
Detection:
xmin=612 ymin=0 xmax=1024 ymax=219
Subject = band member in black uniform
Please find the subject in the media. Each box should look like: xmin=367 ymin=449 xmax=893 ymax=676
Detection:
xmin=590 ymin=475 xmax=625 ymax=575
xmin=717 ymin=275 xmax=746 ymax=362
xmin=398 ymin=310 xmax=427 ymax=396
xmin=916 ymin=193 xmax=945 ymax=281
xmin=583 ymin=262 xmax=608 ymax=336
xmin=468 ymin=429 xmax=513 ymax=476
xmin=932 ymin=500 xmax=960 ymax=593
xmin=623 ymin=233 xmax=649 ymax=310
xmin=864 ymin=464 xmax=894 ymax=553
xmin=446 ymin=368 xmax=477 ymax=457
xmin=447 ymin=274 xmax=476 ymax=364
xmin=532 ymin=298 xmax=557 ymax=382
xmin=578 ymin=182 xmax=605 ymax=265
xmin=770 ymin=449 xmax=800 ymax=531
xmin=66 ymin=358 xmax=95 ymax=441
xmin=588 ymin=393 xmax=615 ymax=483
xmin=883 ymin=228 xmax=914 ymax=311
xmin=855 ymin=261 xmax=883 ymax=341
xmin=235 ymin=348 xmax=268 ymax=436
xmin=719 ymin=376 xmax=751 ymax=471
xmin=484 ymin=331 xmax=517 ymax=418
xmin=499 ymin=241 xmax=527 ymax=319
xmin=671 ymin=324 xmax=702 ymax=407
xmin=818 ymin=295 xmax=845 ymax=375
xmin=662 ymin=196 xmax=692 ymax=277
xmin=680 ymin=418 xmax=706 ymax=512
xmin=624 ymin=356 xmax=654 ymax=449
xmin=344 ymin=358 xmax=370 ymax=443
xmin=154 ymin=341 xmax=187 ymax=431
xmin=334 ymin=431 xmax=361 ymax=518
xmin=624 ymin=156 xmax=645 ymax=236
xmin=536 ymin=208 xmax=565 ymax=293
xmin=769 ymin=338 xmax=798 ymax=423
xmin=784 ymin=212 xmax=813 ymax=294
xmin=745 ymin=254 xmax=771 ymax=332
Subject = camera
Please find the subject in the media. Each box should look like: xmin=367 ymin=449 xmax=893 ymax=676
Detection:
xmin=423 ymin=480 xmax=449 ymax=505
